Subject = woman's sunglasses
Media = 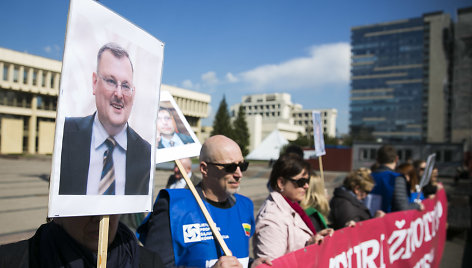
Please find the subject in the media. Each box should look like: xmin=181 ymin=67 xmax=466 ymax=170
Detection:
xmin=207 ymin=161 xmax=249 ymax=173
xmin=285 ymin=177 xmax=310 ymax=188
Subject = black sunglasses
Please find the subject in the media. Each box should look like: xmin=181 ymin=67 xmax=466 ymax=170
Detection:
xmin=285 ymin=177 xmax=310 ymax=188
xmin=207 ymin=161 xmax=249 ymax=173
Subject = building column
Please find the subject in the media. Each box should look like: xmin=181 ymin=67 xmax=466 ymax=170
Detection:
xmin=54 ymin=73 xmax=60 ymax=91
xmin=37 ymin=70 xmax=43 ymax=88
xmin=28 ymin=95 xmax=38 ymax=154
xmin=19 ymin=66 xmax=24 ymax=85
xmin=28 ymin=68 xmax=33 ymax=86
xmin=45 ymin=71 xmax=51 ymax=88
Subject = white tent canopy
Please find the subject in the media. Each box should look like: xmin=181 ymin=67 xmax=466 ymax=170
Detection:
xmin=246 ymin=130 xmax=289 ymax=161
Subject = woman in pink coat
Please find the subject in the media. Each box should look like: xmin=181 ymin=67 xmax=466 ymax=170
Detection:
xmin=253 ymin=153 xmax=333 ymax=261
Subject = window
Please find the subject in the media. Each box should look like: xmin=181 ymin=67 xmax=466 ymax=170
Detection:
xmin=32 ymin=70 xmax=37 ymax=86
xmin=360 ymin=148 xmax=376 ymax=161
xmin=444 ymin=150 xmax=452 ymax=162
xmin=2 ymin=65 xmax=8 ymax=81
xmin=23 ymin=69 xmax=28 ymax=84
xmin=50 ymin=74 xmax=55 ymax=88
xmin=42 ymin=72 xmax=47 ymax=87
xmin=13 ymin=66 xmax=19 ymax=82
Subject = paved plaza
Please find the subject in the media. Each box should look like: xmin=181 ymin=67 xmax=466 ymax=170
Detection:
xmin=0 ymin=156 xmax=468 ymax=266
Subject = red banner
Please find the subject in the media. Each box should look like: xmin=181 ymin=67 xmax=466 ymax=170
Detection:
xmin=258 ymin=188 xmax=447 ymax=268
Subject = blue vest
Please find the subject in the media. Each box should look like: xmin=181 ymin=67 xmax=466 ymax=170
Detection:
xmin=370 ymin=170 xmax=400 ymax=213
xmin=166 ymin=189 xmax=254 ymax=267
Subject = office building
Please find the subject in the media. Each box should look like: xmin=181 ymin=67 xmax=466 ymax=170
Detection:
xmin=230 ymin=93 xmax=337 ymax=151
xmin=0 ymin=47 xmax=210 ymax=154
xmin=350 ymin=12 xmax=452 ymax=143
xmin=452 ymin=7 xmax=472 ymax=147
xmin=292 ymin=108 xmax=337 ymax=138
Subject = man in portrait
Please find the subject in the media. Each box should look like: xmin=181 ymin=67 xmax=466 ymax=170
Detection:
xmin=59 ymin=42 xmax=151 ymax=195
xmin=156 ymin=107 xmax=193 ymax=149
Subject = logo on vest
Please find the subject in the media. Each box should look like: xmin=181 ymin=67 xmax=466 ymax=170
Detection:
xmin=183 ymin=223 xmax=220 ymax=243
xmin=242 ymin=223 xmax=251 ymax=237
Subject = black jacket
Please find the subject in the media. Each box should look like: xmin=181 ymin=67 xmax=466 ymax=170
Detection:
xmin=0 ymin=221 xmax=163 ymax=268
xmin=329 ymin=186 xmax=372 ymax=230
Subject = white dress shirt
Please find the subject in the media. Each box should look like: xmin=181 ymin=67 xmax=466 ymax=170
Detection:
xmin=86 ymin=114 xmax=127 ymax=195
xmin=160 ymin=133 xmax=184 ymax=148
xmin=168 ymin=171 xmax=192 ymax=189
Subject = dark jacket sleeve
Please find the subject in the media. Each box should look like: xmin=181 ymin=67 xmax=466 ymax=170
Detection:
xmin=143 ymin=191 xmax=175 ymax=268
xmin=0 ymin=240 xmax=29 ymax=268
xmin=392 ymin=176 xmax=421 ymax=211
xmin=330 ymin=198 xmax=362 ymax=229
xmin=138 ymin=246 xmax=165 ymax=268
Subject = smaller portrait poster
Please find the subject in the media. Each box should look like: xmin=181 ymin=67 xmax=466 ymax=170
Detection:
xmin=156 ymin=91 xmax=201 ymax=163
xmin=312 ymin=111 xmax=326 ymax=157
xmin=48 ymin=0 xmax=164 ymax=217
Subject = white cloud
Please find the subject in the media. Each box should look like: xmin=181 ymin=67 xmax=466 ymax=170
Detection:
xmin=44 ymin=44 xmax=61 ymax=55
xmin=181 ymin=79 xmax=194 ymax=89
xmin=201 ymin=71 xmax=219 ymax=86
xmin=239 ymin=42 xmax=350 ymax=91
xmin=225 ymin=72 xmax=239 ymax=83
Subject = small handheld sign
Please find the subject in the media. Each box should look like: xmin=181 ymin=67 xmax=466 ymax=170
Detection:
xmin=312 ymin=111 xmax=326 ymax=180
xmin=416 ymin=153 xmax=436 ymax=202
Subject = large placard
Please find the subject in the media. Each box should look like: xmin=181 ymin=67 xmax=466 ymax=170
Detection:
xmin=48 ymin=0 xmax=164 ymax=217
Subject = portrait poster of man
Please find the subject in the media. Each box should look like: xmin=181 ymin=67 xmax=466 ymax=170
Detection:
xmin=312 ymin=111 xmax=326 ymax=157
xmin=155 ymin=91 xmax=201 ymax=163
xmin=48 ymin=0 xmax=164 ymax=217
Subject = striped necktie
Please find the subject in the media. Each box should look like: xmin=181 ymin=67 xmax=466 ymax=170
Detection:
xmin=99 ymin=137 xmax=116 ymax=195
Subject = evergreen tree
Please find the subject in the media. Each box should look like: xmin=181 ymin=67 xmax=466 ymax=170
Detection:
xmin=292 ymin=132 xmax=312 ymax=147
xmin=211 ymin=96 xmax=233 ymax=138
xmin=232 ymin=105 xmax=250 ymax=156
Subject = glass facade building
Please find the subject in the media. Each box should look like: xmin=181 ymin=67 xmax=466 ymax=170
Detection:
xmin=350 ymin=13 xmax=452 ymax=142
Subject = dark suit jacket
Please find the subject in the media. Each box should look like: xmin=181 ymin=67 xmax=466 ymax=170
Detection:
xmin=157 ymin=132 xmax=194 ymax=149
xmin=59 ymin=114 xmax=151 ymax=195
xmin=165 ymin=173 xmax=201 ymax=189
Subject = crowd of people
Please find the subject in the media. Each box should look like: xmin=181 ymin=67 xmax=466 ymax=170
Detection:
xmin=0 ymin=137 xmax=441 ymax=268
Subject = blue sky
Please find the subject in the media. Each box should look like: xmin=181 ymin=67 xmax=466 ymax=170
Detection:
xmin=0 ymin=0 xmax=469 ymax=135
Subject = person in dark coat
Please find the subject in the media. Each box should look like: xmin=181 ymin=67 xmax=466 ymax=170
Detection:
xmin=0 ymin=215 xmax=164 ymax=267
xmin=165 ymin=157 xmax=201 ymax=189
xmin=330 ymin=168 xmax=385 ymax=230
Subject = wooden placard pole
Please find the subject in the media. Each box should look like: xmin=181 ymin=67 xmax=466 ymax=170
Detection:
xmin=97 ymin=215 xmax=110 ymax=268
xmin=175 ymin=159 xmax=232 ymax=256
xmin=318 ymin=156 xmax=324 ymax=182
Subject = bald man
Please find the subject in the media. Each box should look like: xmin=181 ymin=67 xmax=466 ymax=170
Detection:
xmin=165 ymin=158 xmax=201 ymax=189
xmin=140 ymin=135 xmax=269 ymax=268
